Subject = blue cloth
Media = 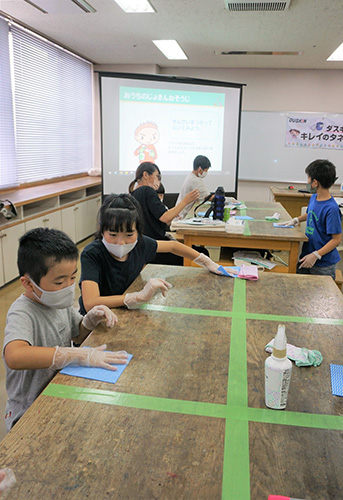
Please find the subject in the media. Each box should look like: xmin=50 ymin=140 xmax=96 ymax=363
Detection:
xmin=61 ymin=351 xmax=133 ymax=384
xmin=300 ymin=194 xmax=342 ymax=267
xmin=79 ymin=236 xmax=157 ymax=314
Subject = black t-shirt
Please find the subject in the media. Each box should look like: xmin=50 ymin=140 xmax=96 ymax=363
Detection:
xmin=78 ymin=235 xmax=157 ymax=314
xmin=131 ymin=185 xmax=169 ymax=240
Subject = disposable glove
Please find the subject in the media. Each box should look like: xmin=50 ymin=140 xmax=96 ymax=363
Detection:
xmin=299 ymin=251 xmax=320 ymax=269
xmin=50 ymin=344 xmax=128 ymax=371
xmin=0 ymin=468 xmax=16 ymax=494
xmin=82 ymin=305 xmax=117 ymax=330
xmin=276 ymin=217 xmax=299 ymax=227
xmin=124 ymin=278 xmax=172 ymax=309
xmin=193 ymin=253 xmax=222 ymax=274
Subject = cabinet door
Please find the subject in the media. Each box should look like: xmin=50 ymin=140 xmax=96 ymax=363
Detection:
xmin=1 ymin=223 xmax=26 ymax=283
xmin=25 ymin=215 xmax=45 ymax=232
xmin=74 ymin=201 xmax=89 ymax=242
xmin=0 ymin=237 xmax=4 ymax=287
xmin=87 ymin=196 xmax=101 ymax=236
xmin=61 ymin=206 xmax=76 ymax=242
xmin=25 ymin=212 xmax=61 ymax=232
xmin=42 ymin=211 xmax=62 ymax=230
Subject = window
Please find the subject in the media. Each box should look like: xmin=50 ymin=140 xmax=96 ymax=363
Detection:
xmin=0 ymin=19 xmax=16 ymax=188
xmin=0 ymin=20 xmax=93 ymax=189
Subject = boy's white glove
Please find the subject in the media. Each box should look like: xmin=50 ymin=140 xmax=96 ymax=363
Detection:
xmin=50 ymin=344 xmax=128 ymax=371
xmin=82 ymin=305 xmax=118 ymax=330
xmin=276 ymin=217 xmax=299 ymax=227
xmin=193 ymin=253 xmax=222 ymax=274
xmin=299 ymin=251 xmax=320 ymax=268
xmin=124 ymin=278 xmax=172 ymax=309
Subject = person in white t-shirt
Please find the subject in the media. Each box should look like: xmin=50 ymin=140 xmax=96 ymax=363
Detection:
xmin=176 ymin=155 xmax=214 ymax=220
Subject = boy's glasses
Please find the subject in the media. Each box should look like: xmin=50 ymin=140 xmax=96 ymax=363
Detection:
xmin=0 ymin=200 xmax=18 ymax=220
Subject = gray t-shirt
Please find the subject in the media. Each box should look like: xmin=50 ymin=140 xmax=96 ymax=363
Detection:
xmin=3 ymin=294 xmax=82 ymax=431
xmin=176 ymin=172 xmax=211 ymax=220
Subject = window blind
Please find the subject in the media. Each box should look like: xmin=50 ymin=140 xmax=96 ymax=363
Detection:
xmin=10 ymin=25 xmax=93 ymax=185
xmin=0 ymin=18 xmax=16 ymax=188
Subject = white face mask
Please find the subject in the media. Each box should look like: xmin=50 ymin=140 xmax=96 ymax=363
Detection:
xmin=198 ymin=170 xmax=207 ymax=179
xmin=102 ymin=237 xmax=138 ymax=259
xmin=29 ymin=277 xmax=75 ymax=309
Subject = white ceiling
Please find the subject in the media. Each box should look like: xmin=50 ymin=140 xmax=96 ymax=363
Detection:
xmin=1 ymin=0 xmax=343 ymax=70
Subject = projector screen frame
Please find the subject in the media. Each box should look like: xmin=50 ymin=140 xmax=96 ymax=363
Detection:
xmin=98 ymin=71 xmax=245 ymax=200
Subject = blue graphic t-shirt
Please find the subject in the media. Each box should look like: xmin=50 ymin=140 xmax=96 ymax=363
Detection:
xmin=300 ymin=194 xmax=342 ymax=267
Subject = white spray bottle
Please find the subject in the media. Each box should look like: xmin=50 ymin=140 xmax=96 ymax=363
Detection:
xmin=265 ymin=324 xmax=292 ymax=409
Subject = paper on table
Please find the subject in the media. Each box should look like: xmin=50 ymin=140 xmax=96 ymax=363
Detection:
xmin=60 ymin=351 xmax=133 ymax=384
xmin=235 ymin=215 xmax=254 ymax=220
xmin=233 ymin=250 xmax=276 ymax=270
xmin=330 ymin=364 xmax=343 ymax=396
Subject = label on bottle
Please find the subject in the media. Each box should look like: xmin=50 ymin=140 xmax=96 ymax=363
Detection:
xmin=265 ymin=365 xmax=292 ymax=409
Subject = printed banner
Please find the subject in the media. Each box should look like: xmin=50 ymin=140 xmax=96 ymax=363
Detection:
xmin=285 ymin=114 xmax=343 ymax=150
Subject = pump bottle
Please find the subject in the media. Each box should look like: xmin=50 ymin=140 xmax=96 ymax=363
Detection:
xmin=213 ymin=186 xmax=225 ymax=220
xmin=265 ymin=324 xmax=292 ymax=409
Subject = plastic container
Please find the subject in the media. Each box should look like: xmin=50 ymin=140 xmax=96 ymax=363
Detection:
xmin=265 ymin=324 xmax=292 ymax=409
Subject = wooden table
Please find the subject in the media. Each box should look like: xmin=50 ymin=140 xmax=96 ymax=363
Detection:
xmin=270 ymin=186 xmax=342 ymax=218
xmin=173 ymin=201 xmax=307 ymax=272
xmin=0 ymin=266 xmax=343 ymax=499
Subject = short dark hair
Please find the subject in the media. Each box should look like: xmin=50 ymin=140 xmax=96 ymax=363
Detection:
xmin=156 ymin=182 xmax=165 ymax=195
xmin=95 ymin=193 xmax=144 ymax=239
xmin=193 ymin=155 xmax=211 ymax=171
xmin=18 ymin=228 xmax=79 ymax=284
xmin=305 ymin=159 xmax=338 ymax=189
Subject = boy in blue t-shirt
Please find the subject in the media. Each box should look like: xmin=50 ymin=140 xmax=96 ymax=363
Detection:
xmin=279 ymin=159 xmax=342 ymax=280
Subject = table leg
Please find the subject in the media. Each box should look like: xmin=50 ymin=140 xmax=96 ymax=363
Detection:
xmin=183 ymin=235 xmax=193 ymax=267
xmin=288 ymin=241 xmax=299 ymax=273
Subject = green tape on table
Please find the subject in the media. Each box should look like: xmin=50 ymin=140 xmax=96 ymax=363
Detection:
xmin=43 ymin=384 xmax=343 ymax=432
xmin=243 ymin=221 xmax=251 ymax=236
xmin=43 ymin=383 xmax=226 ymax=418
xmin=140 ymin=303 xmax=343 ymax=326
xmin=224 ymin=277 xmax=250 ymax=499
xmin=222 ymin=420 xmax=250 ymax=500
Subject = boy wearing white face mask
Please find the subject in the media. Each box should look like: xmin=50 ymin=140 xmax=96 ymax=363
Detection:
xmin=3 ymin=228 xmax=128 ymax=431
xmin=176 ymin=155 xmax=214 ymax=220
xmin=79 ymin=194 xmax=222 ymax=314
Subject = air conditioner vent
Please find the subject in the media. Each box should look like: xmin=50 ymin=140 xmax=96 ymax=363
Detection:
xmin=224 ymin=0 xmax=291 ymax=11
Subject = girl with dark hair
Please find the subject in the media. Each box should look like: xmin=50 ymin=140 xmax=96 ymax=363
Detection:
xmin=79 ymin=193 xmax=221 ymax=313
xmin=129 ymin=162 xmax=201 ymax=265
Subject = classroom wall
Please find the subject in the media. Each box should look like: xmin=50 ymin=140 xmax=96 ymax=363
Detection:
xmin=93 ymin=65 xmax=343 ymax=201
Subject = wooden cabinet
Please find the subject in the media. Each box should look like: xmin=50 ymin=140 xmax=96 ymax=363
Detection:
xmin=0 ymin=176 xmax=101 ymax=287
xmin=0 ymin=223 xmax=26 ymax=284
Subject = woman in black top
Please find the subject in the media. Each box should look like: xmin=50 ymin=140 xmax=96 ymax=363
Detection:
xmin=129 ymin=162 xmax=200 ymax=265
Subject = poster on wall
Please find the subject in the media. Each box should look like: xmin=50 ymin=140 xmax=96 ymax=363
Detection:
xmin=285 ymin=113 xmax=343 ymax=150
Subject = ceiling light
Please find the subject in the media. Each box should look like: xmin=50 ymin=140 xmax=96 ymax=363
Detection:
xmin=153 ymin=40 xmax=188 ymax=60
xmin=113 ymin=0 xmax=155 ymax=13
xmin=327 ymin=42 xmax=343 ymax=61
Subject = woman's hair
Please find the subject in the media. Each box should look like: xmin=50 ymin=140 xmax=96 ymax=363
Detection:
xmin=95 ymin=193 xmax=144 ymax=239
xmin=128 ymin=162 xmax=161 ymax=193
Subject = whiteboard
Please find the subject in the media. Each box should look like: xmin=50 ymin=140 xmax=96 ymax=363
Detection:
xmin=239 ymin=111 xmax=343 ymax=183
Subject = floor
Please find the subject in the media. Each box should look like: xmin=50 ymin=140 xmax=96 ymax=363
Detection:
xmin=0 ymin=237 xmax=92 ymax=442
xmin=0 ymin=239 xmax=342 ymax=443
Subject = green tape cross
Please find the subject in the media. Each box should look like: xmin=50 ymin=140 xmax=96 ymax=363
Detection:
xmin=42 ymin=277 xmax=343 ymax=500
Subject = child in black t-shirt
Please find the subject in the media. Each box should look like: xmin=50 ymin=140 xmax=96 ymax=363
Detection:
xmin=79 ymin=193 xmax=221 ymax=312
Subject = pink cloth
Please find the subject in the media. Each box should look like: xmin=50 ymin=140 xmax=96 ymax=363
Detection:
xmin=238 ymin=264 xmax=259 ymax=281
